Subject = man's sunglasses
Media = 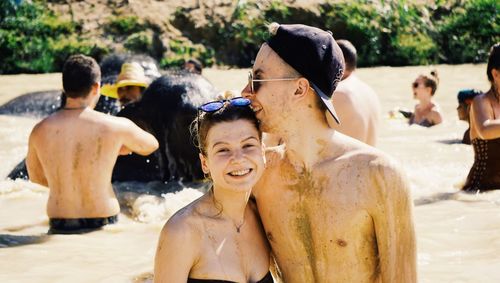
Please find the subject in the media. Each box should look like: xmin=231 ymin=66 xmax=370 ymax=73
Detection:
xmin=248 ymin=71 xmax=299 ymax=93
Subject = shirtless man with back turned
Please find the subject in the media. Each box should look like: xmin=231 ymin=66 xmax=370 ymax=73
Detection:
xmin=27 ymin=54 xmax=159 ymax=234
xmin=242 ymin=23 xmax=416 ymax=282
xmin=328 ymin=39 xmax=381 ymax=146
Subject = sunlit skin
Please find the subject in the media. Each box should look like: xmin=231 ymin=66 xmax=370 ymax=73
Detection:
xmin=410 ymin=75 xmax=443 ymax=126
xmin=241 ymin=44 xmax=417 ymax=283
xmin=26 ymin=83 xmax=159 ymax=219
xmin=469 ymin=68 xmax=500 ymax=140
xmin=327 ymin=69 xmax=381 ymax=146
xmin=154 ymin=120 xmax=271 ymax=283
xmin=117 ymin=85 xmax=143 ymax=105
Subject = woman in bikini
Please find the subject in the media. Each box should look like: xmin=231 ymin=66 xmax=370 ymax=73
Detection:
xmin=463 ymin=43 xmax=500 ymax=192
xmin=154 ymin=97 xmax=274 ymax=282
xmin=408 ymin=70 xmax=443 ymax=127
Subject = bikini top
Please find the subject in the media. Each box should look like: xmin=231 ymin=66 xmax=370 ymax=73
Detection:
xmin=187 ymin=271 xmax=273 ymax=283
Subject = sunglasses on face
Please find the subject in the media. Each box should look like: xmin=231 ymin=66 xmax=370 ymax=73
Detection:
xmin=412 ymin=82 xmax=423 ymax=89
xmin=248 ymin=71 xmax=300 ymax=94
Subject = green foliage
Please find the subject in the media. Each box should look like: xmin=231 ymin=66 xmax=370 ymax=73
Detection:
xmin=438 ymin=0 xmax=499 ymax=63
xmin=160 ymin=39 xmax=214 ymax=68
xmin=124 ymin=32 xmax=152 ymax=53
xmin=1 ymin=0 xmax=498 ymax=73
xmin=104 ymin=15 xmax=146 ymax=36
xmin=0 ymin=0 xmax=108 ymax=74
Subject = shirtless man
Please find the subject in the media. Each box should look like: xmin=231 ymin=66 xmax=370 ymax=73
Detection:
xmin=327 ymin=40 xmax=381 ymax=146
xmin=26 ymin=55 xmax=159 ymax=234
xmin=242 ymin=23 xmax=416 ymax=282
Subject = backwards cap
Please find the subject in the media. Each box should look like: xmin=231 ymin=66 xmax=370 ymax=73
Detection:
xmin=267 ymin=23 xmax=345 ymax=124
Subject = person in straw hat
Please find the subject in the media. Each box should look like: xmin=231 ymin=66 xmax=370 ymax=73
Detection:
xmin=101 ymin=62 xmax=150 ymax=106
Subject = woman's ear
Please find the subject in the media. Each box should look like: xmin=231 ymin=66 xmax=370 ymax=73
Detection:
xmin=199 ymin=153 xmax=210 ymax=174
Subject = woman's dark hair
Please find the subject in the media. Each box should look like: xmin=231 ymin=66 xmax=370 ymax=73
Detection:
xmin=421 ymin=70 xmax=439 ymax=95
xmin=191 ymin=102 xmax=261 ymax=156
xmin=487 ymin=43 xmax=500 ymax=84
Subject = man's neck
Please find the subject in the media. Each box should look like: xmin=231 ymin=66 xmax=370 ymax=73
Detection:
xmin=63 ymin=96 xmax=94 ymax=110
xmin=278 ymin=110 xmax=337 ymax=169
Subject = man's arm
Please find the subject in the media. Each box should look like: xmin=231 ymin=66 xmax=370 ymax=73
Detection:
xmin=26 ymin=126 xmax=48 ymax=187
xmin=370 ymin=160 xmax=417 ymax=282
xmin=119 ymin=118 xmax=159 ymax=156
xmin=471 ymin=94 xmax=500 ymax=139
xmin=154 ymin=217 xmax=198 ymax=283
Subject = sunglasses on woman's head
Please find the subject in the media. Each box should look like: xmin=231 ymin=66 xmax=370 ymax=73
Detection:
xmin=198 ymin=97 xmax=251 ymax=112
xmin=196 ymin=98 xmax=252 ymax=141
xmin=248 ymin=71 xmax=300 ymax=94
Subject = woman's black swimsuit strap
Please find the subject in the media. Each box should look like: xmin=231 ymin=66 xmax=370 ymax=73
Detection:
xmin=187 ymin=271 xmax=273 ymax=283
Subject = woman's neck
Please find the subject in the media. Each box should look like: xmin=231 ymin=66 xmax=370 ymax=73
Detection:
xmin=211 ymin=186 xmax=250 ymax=226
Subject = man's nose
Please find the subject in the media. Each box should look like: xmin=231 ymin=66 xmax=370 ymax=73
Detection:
xmin=241 ymin=83 xmax=252 ymax=99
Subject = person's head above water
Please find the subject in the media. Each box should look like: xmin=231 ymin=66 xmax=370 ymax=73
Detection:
xmin=412 ymin=70 xmax=439 ymax=98
xmin=242 ymin=23 xmax=345 ymax=126
xmin=336 ymin=39 xmax=357 ymax=79
xmin=184 ymin=58 xmax=203 ymax=75
xmin=193 ymin=97 xmax=262 ymax=156
xmin=101 ymin=62 xmax=149 ymax=105
xmin=192 ymin=97 xmax=264 ymax=188
xmin=487 ymin=43 xmax=500 ymax=86
xmin=62 ymin=54 xmax=101 ymax=99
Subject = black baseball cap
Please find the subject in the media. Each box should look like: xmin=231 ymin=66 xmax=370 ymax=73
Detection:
xmin=267 ymin=23 xmax=345 ymax=124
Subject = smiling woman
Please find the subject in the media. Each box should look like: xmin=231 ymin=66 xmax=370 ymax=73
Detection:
xmin=153 ymin=99 xmax=274 ymax=283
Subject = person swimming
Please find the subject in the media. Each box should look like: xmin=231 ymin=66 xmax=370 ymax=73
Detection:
xmin=154 ymin=97 xmax=273 ymax=282
xmin=463 ymin=43 xmax=500 ymax=192
xmin=457 ymin=89 xmax=482 ymax=144
xmin=408 ymin=70 xmax=443 ymax=127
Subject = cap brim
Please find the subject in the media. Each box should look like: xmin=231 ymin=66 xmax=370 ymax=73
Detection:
xmin=311 ymin=83 xmax=341 ymax=124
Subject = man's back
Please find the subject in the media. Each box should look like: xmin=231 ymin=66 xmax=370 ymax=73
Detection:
xmin=330 ymin=74 xmax=381 ymax=146
xmin=29 ymin=109 xmax=144 ymax=218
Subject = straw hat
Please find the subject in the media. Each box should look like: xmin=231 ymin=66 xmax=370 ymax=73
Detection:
xmin=101 ymin=62 xmax=149 ymax=99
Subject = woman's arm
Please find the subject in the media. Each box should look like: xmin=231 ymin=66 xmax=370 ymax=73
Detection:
xmin=154 ymin=217 xmax=199 ymax=283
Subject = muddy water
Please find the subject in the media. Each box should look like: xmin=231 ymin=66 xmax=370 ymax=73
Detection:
xmin=1 ymin=65 xmax=499 ymax=282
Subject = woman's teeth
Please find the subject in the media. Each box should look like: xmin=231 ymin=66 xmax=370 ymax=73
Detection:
xmin=229 ymin=169 xmax=251 ymax=176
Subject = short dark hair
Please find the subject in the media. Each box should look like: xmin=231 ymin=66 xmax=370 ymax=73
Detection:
xmin=337 ymin=39 xmax=357 ymax=71
xmin=186 ymin=58 xmax=203 ymax=74
xmin=487 ymin=43 xmax=500 ymax=84
xmin=192 ymin=103 xmax=261 ymax=156
xmin=62 ymin=54 xmax=101 ymax=98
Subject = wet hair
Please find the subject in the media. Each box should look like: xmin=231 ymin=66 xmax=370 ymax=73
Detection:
xmin=421 ymin=70 xmax=439 ymax=95
xmin=62 ymin=54 xmax=101 ymax=98
xmin=487 ymin=43 xmax=500 ymax=84
xmin=191 ymin=103 xmax=261 ymax=156
xmin=337 ymin=39 xmax=357 ymax=71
